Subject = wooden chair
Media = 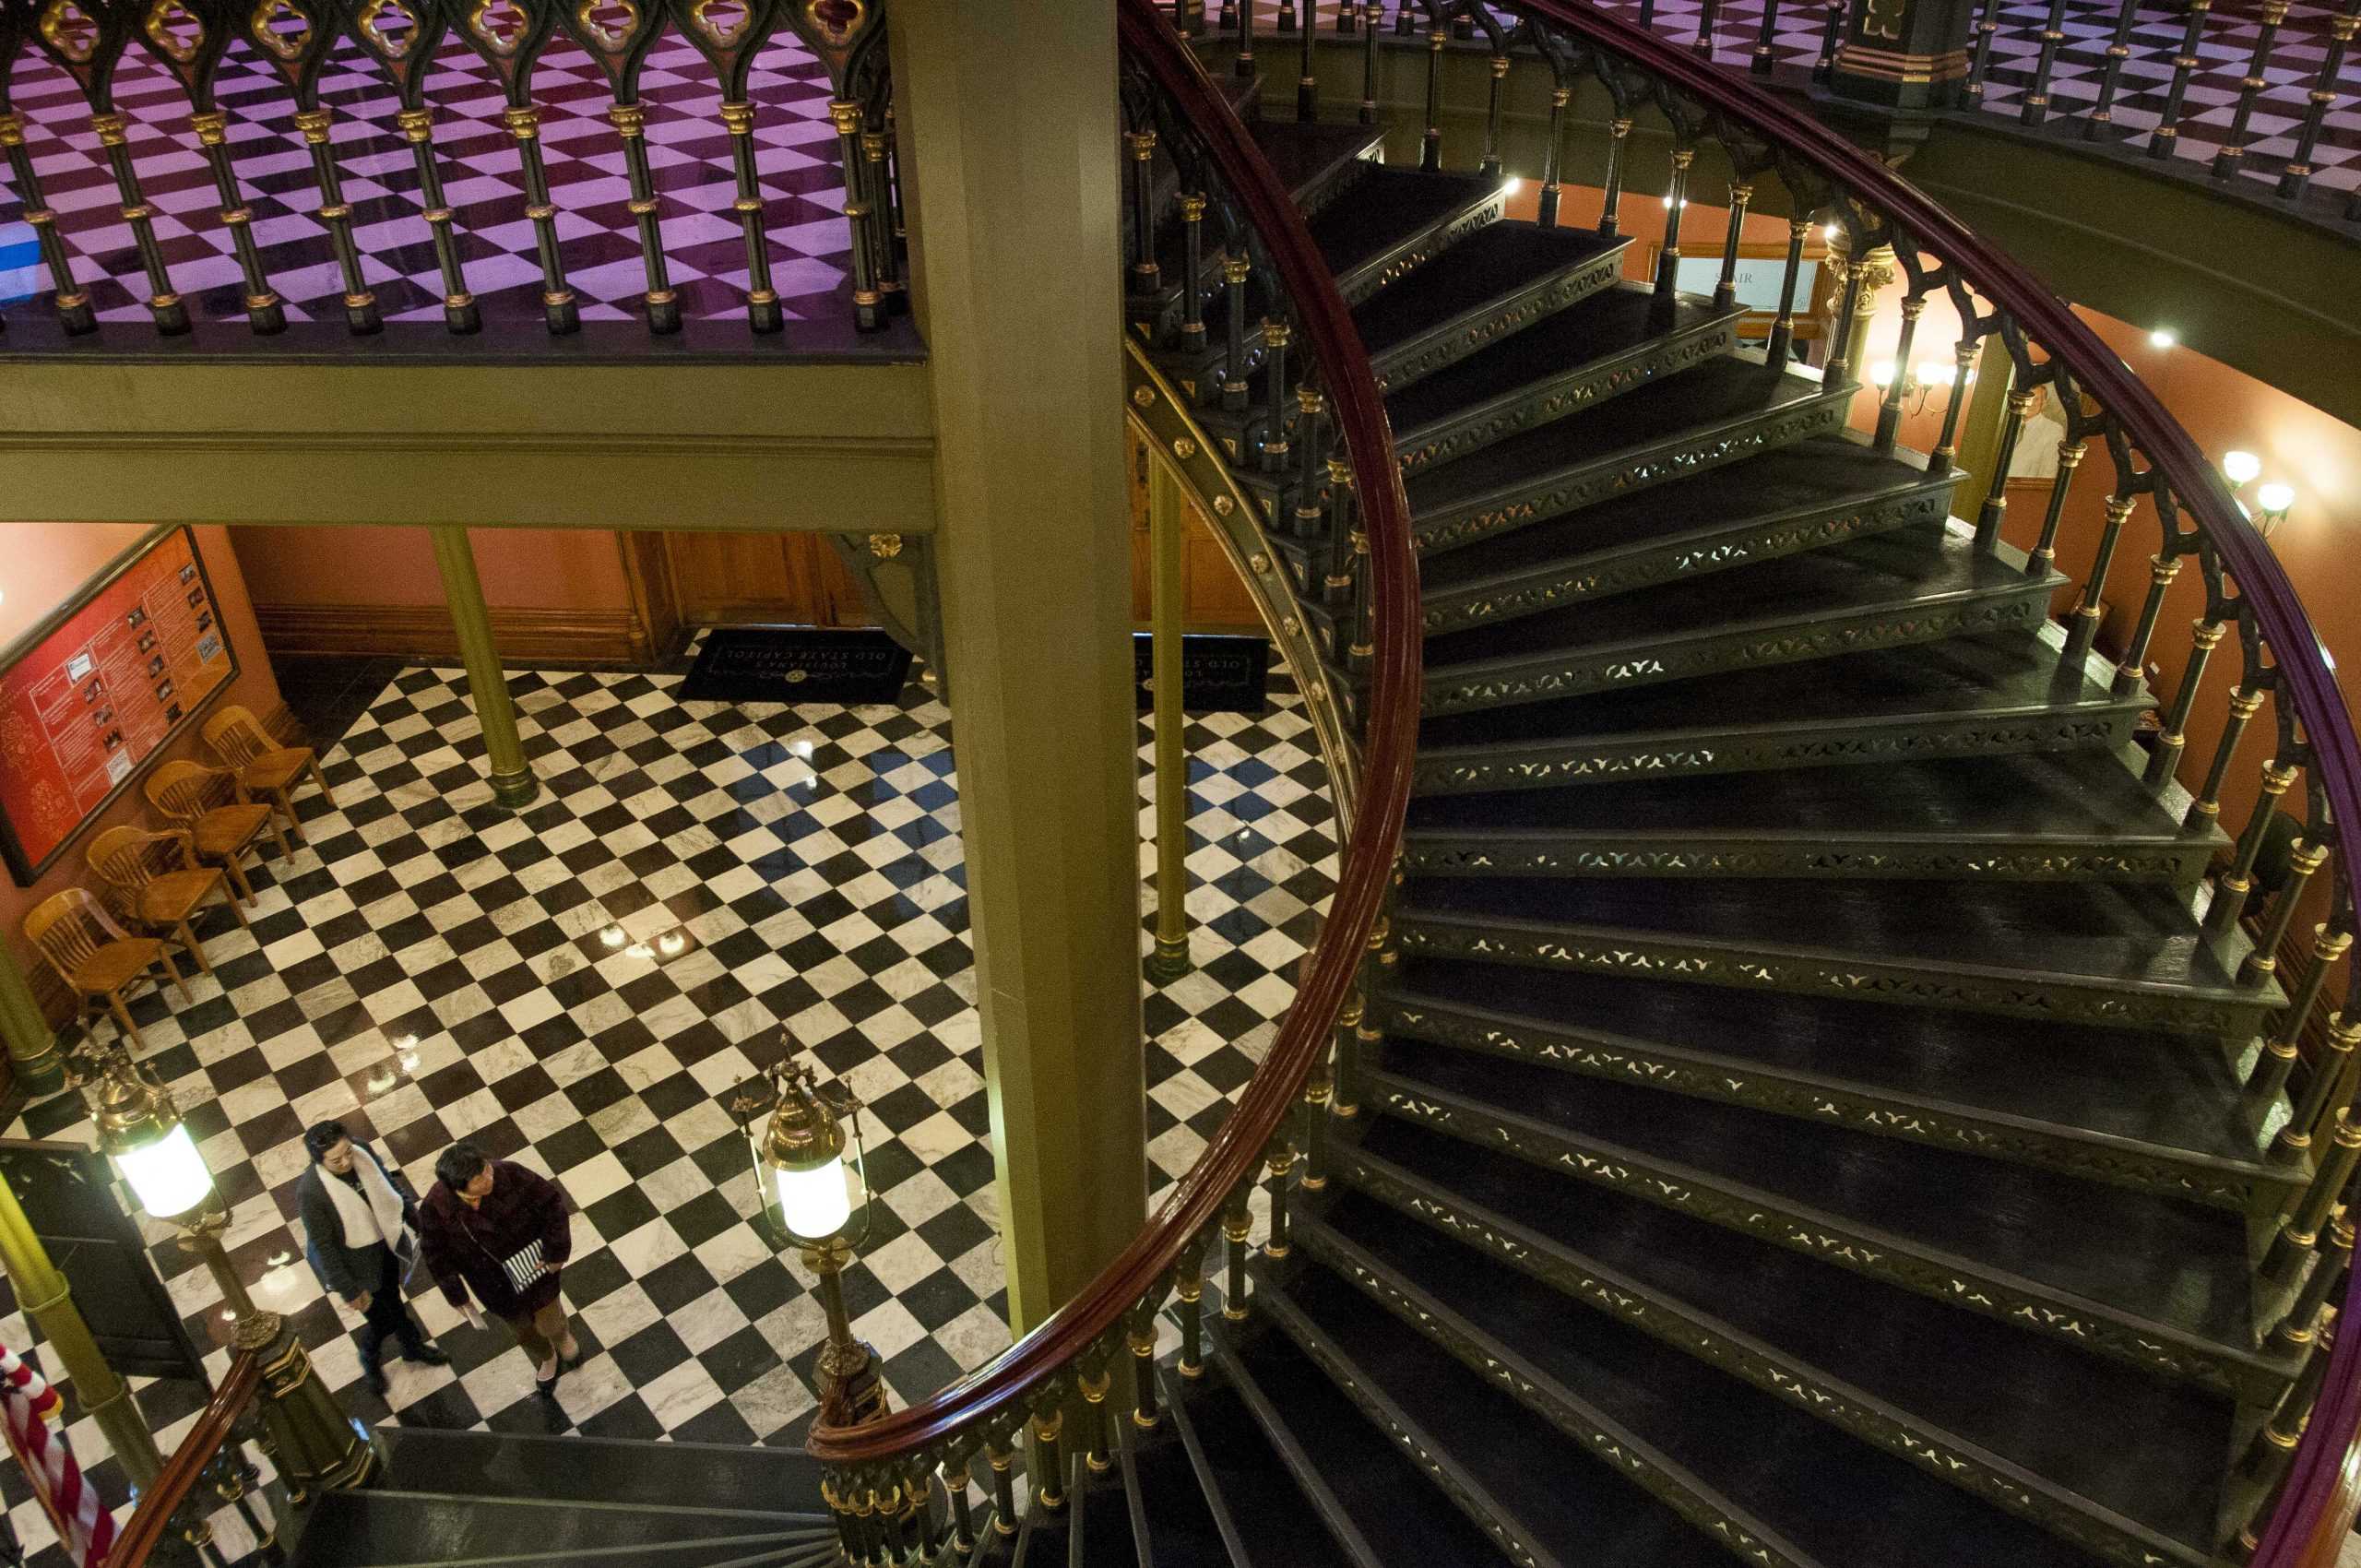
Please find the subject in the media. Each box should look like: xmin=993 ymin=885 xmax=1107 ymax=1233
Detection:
xmin=145 ymin=762 xmax=288 ymax=901
xmin=25 ymin=887 xmax=190 ymax=1055
xmin=203 ymin=705 xmax=335 ymax=839
xmin=88 ymin=826 xmax=247 ymax=980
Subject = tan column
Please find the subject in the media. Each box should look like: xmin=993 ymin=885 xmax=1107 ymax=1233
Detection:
xmin=0 ymin=943 xmax=63 ymax=1096
xmin=889 ymin=0 xmax=1146 ymax=1333
xmin=427 ymin=526 xmax=540 ymax=809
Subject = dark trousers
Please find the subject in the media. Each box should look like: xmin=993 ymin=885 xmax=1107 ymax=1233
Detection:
xmin=353 ymin=1244 xmax=426 ymax=1371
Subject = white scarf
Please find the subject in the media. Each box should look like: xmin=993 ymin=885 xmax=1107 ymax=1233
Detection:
xmin=322 ymin=1147 xmax=409 ymax=1252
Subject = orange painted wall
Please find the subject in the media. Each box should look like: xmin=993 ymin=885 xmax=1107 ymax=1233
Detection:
xmin=228 ymin=527 xmax=635 ymax=611
xmin=0 ymin=524 xmax=285 ymax=992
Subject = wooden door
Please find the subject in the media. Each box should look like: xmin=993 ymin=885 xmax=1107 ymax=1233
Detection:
xmin=661 ymin=533 xmax=874 ymax=628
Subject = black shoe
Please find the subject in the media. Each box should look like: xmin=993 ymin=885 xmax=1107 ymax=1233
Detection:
xmin=534 ymin=1375 xmax=561 ymax=1400
xmin=405 ymin=1343 xmax=450 ymax=1368
xmin=362 ymin=1363 xmax=388 ymax=1398
xmin=558 ymin=1344 xmax=584 ymax=1372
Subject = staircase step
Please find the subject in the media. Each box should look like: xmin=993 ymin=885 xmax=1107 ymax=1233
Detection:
xmin=1068 ymin=1441 xmax=1142 ymax=1568
xmin=1357 ymin=221 xmax=1630 ymax=392
xmin=1394 ymin=873 xmax=2274 ymax=1039
xmin=1307 ymin=164 xmax=1506 ymax=307
xmin=1390 ymin=286 xmax=1739 ymax=476
xmin=1418 ymin=434 xmax=1959 ymax=635
xmin=1247 ymin=116 xmax=1388 ymax=218
xmin=1160 ymin=1363 xmax=1367 ymax=1568
xmin=372 ymin=1426 xmax=825 ymax=1518
xmin=1212 ymin=1314 xmax=1509 ymax=1566
xmin=1402 ymin=746 xmax=2225 ymax=885
xmin=291 ymin=1491 xmax=835 ymax=1568
xmin=1412 ymin=631 xmax=2153 ymax=793
xmin=1422 ymin=526 xmax=2063 ymax=716
xmin=1306 ymin=1183 xmax=2213 ymax=1568
xmin=1240 ymin=1271 xmax=1750 ymax=1568
xmin=1408 ymin=356 xmax=1852 ymax=554
xmin=1129 ymin=1420 xmax=1234 ymax=1568
xmin=1363 ymin=1036 xmax=2292 ymax=1396
xmin=1374 ymin=959 xmax=2297 ymax=1206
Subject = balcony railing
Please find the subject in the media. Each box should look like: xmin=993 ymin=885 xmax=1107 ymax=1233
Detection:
xmin=0 ymin=0 xmax=908 ymax=345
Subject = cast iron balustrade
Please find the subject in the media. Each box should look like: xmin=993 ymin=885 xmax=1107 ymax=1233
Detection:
xmin=804 ymin=1 xmax=2361 ymax=1563
xmin=0 ymin=0 xmax=903 ymax=340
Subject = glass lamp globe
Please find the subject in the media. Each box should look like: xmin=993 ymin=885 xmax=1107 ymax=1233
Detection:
xmin=2257 ymin=482 xmax=2296 ymax=516
xmin=759 ymin=1062 xmax=862 ymax=1246
xmin=93 ymin=1060 xmax=215 ymax=1219
xmin=2222 ymin=450 xmax=2262 ymax=485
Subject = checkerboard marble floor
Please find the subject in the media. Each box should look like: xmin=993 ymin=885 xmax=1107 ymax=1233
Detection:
xmin=0 ymin=26 xmax=856 ymax=326
xmin=0 ymin=647 xmax=1335 ymax=1562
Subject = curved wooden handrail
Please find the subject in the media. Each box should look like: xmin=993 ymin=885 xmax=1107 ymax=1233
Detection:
xmin=807 ymin=0 xmax=1423 ymax=1466
xmin=104 ymin=1345 xmax=265 ymax=1568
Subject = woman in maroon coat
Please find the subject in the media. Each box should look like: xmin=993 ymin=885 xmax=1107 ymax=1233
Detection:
xmin=417 ymin=1141 xmax=582 ymax=1396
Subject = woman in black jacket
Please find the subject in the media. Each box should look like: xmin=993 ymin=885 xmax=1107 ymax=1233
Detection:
xmin=297 ymin=1121 xmax=448 ymax=1396
xmin=416 ymin=1140 xmax=581 ymax=1396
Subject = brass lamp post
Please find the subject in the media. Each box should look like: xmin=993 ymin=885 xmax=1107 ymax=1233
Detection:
xmin=90 ymin=1056 xmax=378 ymax=1500
xmin=747 ymin=1055 xmax=887 ymax=1426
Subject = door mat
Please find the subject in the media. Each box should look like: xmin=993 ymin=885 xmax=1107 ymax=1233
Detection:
xmin=680 ymin=628 xmax=914 ymax=706
xmin=1133 ymin=633 xmax=1271 ymax=715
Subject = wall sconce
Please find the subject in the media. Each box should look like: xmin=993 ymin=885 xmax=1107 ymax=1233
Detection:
xmin=1869 ymin=357 xmax=1972 ymax=417
xmin=2255 ymin=482 xmax=2295 ymax=534
xmin=2222 ymin=450 xmax=2261 ymax=486
xmin=2149 ymin=327 xmax=2178 ymax=350
xmin=2218 ymin=451 xmax=2295 ymax=537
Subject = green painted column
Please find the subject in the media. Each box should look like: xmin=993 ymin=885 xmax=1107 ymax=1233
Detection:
xmin=0 ymin=944 xmax=63 ymax=1097
xmin=428 ymin=526 xmax=540 ymax=809
xmin=1146 ymin=455 xmax=1192 ymax=984
xmin=1951 ymin=336 xmax=2019 ymax=519
xmin=0 ymin=1173 xmax=162 ymax=1491
xmin=889 ymin=0 xmax=1147 ymax=1335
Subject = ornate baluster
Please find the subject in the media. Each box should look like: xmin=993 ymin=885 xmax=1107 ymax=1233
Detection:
xmin=1324 ymin=458 xmax=1357 ymax=608
xmin=1334 ymin=987 xmax=1364 ymax=1117
xmin=1222 ymin=1179 xmax=1253 ymax=1318
xmin=27 ymin=0 xmax=187 ymax=332
xmin=1275 ymin=0 xmax=1294 ymax=32
xmin=1639 ymin=0 xmax=1656 ymax=29
xmin=1876 ymin=291 xmax=1926 ymax=452
xmin=2025 ymin=436 xmax=2084 ymax=572
xmin=1264 ymin=1140 xmax=1294 ymax=1258
xmin=1335 ymin=0 xmax=1355 ymax=32
xmin=1294 ymin=386 xmax=1329 ymax=539
xmin=2271 ymin=1201 xmax=2352 ymax=1346
xmin=1477 ymin=53 xmax=1508 ymax=176
xmin=1129 ymin=1313 xmax=1160 ymax=1430
xmin=1653 ymin=148 xmax=1691 ymax=307
xmin=2018 ymin=0 xmax=2071 ymax=125
xmin=1971 ymin=388 xmax=2037 ymax=552
xmin=449 ymin=0 xmax=575 ymax=333
xmin=2111 ymin=552 xmax=2180 ymax=694
xmin=348 ymin=0 xmax=482 ymax=334
xmin=2241 ymin=840 xmax=2328 ymax=988
xmin=1127 ymin=130 xmax=1161 ymax=297
xmin=767 ymin=0 xmax=889 ymax=333
xmin=1821 ymin=227 xmax=1870 ymax=387
xmin=1751 ymin=0 xmax=1780 ymax=72
xmin=860 ymin=117 xmax=903 ymax=315
xmin=1222 ymin=255 xmax=1252 ymax=413
xmin=2266 ymin=1116 xmax=2361 ymax=1285
xmin=131 ymin=0 xmax=287 ymax=333
xmin=1176 ymin=1241 xmax=1207 ymax=1378
xmin=983 ymin=1432 xmax=1020 ymax=1538
xmin=1928 ymin=335 xmax=1977 ymax=474
xmin=943 ymin=1455 xmax=979 ymax=1560
xmin=1298 ymin=0 xmax=1316 ymax=116
xmin=1712 ymin=182 xmax=1750 ymax=312
xmin=1078 ymin=1364 xmax=1113 ymax=1475
xmin=2212 ymin=0 xmax=2290 ymax=179
xmin=2185 ymin=686 xmax=2265 ymax=829
xmin=1179 ymin=193 xmax=1207 ymax=347
xmin=2205 ymin=759 xmax=2297 ymax=938
xmin=2146 ymin=619 xmax=2224 ymax=787
xmin=883 ymin=99 xmax=907 ymax=277
xmin=0 ymin=6 xmax=95 ymax=332
xmin=2279 ymin=3 xmax=2358 ymax=198
xmin=2240 ymin=1310 xmax=2341 ymax=1507
xmin=2147 ymin=0 xmax=2214 ymax=161
xmin=1813 ymin=0 xmax=1843 ymax=81
xmin=1031 ymin=1409 xmax=1066 ymax=1513
xmin=1359 ymin=1 xmax=1380 ymax=122
xmin=2260 ymin=924 xmax=2355 ymax=1131
xmin=1692 ymin=0 xmax=1719 ymax=53
xmin=1301 ymin=1046 xmax=1335 ymax=1191
xmin=1235 ymin=0 xmax=1252 ymax=78
xmin=1420 ymin=25 xmax=1444 ymax=169
xmin=1538 ymin=84 xmax=1569 ymax=225
xmin=2082 ymin=0 xmax=2144 ymax=140
xmin=823 ymin=1478 xmax=860 ymax=1564
xmin=1597 ymin=117 xmax=1632 ymax=236
xmin=826 ymin=99 xmax=883 ymax=331
xmin=1964 ymin=0 xmax=1998 ymax=104
xmin=1762 ymin=216 xmax=1809 ymax=365
xmin=240 ymin=0 xmax=379 ymax=332
xmin=1348 ymin=522 xmax=1375 ymax=675
xmin=1260 ymin=317 xmax=1291 ymax=469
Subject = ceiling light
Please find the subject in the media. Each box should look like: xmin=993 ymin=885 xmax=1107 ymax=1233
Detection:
xmin=2149 ymin=327 xmax=2177 ymax=350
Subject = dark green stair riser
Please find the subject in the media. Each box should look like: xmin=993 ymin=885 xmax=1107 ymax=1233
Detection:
xmin=1398 ymin=830 xmax=2221 ymax=884
xmin=1335 ymin=192 xmax=1508 ymax=307
xmin=1370 ymin=244 xmax=1629 ymax=394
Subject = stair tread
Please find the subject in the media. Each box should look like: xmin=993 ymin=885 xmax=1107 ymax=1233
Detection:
xmin=1130 ymin=1431 xmax=1234 ymax=1568
xmin=1370 ymin=1035 xmax=2261 ymax=1350
xmin=1406 ymin=356 xmax=1833 ymax=517
xmin=1247 ymin=1275 xmax=1739 ymax=1568
xmin=371 ymin=1426 xmax=825 ymax=1516
xmin=1418 ymin=631 xmax=2131 ymax=752
xmin=1225 ymin=1320 xmax=1511 ymax=1566
xmin=1162 ymin=1370 xmax=1345 ymax=1568
xmin=1352 ymin=220 xmax=1625 ymax=358
xmin=1424 ymin=525 xmax=2047 ymax=670
xmin=1382 ymin=956 xmax=2270 ymax=1166
xmin=1305 ymin=164 xmax=1497 ymax=282
xmin=291 ymin=1491 xmax=831 ymax=1568
xmin=1405 ymin=746 xmax=2201 ymax=845
xmin=1245 ymin=116 xmax=1386 ymax=205
xmin=1386 ymin=284 xmax=1728 ymax=438
xmin=1419 ymin=434 xmax=1952 ymax=591
xmin=1314 ymin=1186 xmax=2216 ymax=1557
xmin=1398 ymin=873 xmax=2249 ymax=997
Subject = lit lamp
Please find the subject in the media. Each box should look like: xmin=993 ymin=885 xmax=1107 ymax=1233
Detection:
xmin=2255 ymin=482 xmax=2296 ymax=535
xmin=747 ymin=1054 xmax=886 ymax=1426
xmin=2217 ymin=452 xmax=2296 ymax=537
xmin=89 ymin=1055 xmax=378 ymax=1495
xmin=2223 ymin=449 xmax=2263 ymax=486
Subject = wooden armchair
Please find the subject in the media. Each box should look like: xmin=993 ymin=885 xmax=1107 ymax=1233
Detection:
xmin=144 ymin=761 xmax=289 ymax=901
xmin=25 ymin=887 xmax=190 ymax=1055
xmin=203 ymin=705 xmax=334 ymax=839
xmin=89 ymin=826 xmax=246 ymax=979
